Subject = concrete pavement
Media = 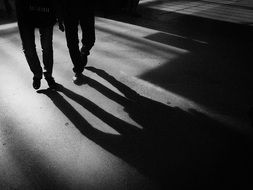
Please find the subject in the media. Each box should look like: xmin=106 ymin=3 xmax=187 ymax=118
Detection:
xmin=1 ymin=1 xmax=253 ymax=189
xmin=139 ymin=0 xmax=253 ymax=25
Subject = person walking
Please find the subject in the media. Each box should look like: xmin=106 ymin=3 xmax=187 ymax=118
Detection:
xmin=15 ymin=0 xmax=61 ymax=90
xmin=61 ymin=0 xmax=96 ymax=84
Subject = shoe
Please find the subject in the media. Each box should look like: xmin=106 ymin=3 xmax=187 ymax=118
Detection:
xmin=45 ymin=76 xmax=57 ymax=89
xmin=33 ymin=77 xmax=41 ymax=90
xmin=72 ymin=73 xmax=84 ymax=85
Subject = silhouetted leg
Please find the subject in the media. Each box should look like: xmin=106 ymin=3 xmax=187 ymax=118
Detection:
xmin=64 ymin=17 xmax=83 ymax=74
xmin=40 ymin=25 xmax=57 ymax=89
xmin=80 ymin=11 xmax=95 ymax=55
xmin=18 ymin=22 xmax=43 ymax=79
xmin=39 ymin=25 xmax=54 ymax=78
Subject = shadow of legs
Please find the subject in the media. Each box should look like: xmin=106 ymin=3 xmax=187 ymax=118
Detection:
xmin=37 ymin=87 xmax=166 ymax=185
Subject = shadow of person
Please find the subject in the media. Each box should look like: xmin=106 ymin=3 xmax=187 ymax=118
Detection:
xmin=37 ymin=86 xmax=170 ymax=188
xmin=85 ymin=66 xmax=206 ymax=132
xmin=37 ymin=70 xmax=253 ymax=189
xmin=84 ymin=66 xmax=253 ymax=189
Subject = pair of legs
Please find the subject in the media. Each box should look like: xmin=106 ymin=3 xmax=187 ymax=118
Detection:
xmin=64 ymin=10 xmax=95 ymax=77
xmin=18 ymin=21 xmax=56 ymax=89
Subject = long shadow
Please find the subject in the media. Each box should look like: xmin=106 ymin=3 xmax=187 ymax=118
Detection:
xmin=38 ymin=87 xmax=166 ymax=188
xmin=39 ymin=67 xmax=252 ymax=188
xmin=84 ymin=66 xmax=253 ymax=130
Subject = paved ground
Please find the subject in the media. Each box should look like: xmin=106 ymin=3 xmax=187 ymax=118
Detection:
xmin=1 ymin=1 xmax=253 ymax=189
xmin=139 ymin=0 xmax=253 ymax=25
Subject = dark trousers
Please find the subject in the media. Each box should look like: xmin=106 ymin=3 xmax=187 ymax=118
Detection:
xmin=64 ymin=11 xmax=95 ymax=74
xmin=18 ymin=21 xmax=54 ymax=79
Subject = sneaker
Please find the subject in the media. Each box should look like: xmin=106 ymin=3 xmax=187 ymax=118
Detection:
xmin=32 ymin=77 xmax=41 ymax=90
xmin=45 ymin=76 xmax=57 ymax=89
xmin=72 ymin=73 xmax=84 ymax=85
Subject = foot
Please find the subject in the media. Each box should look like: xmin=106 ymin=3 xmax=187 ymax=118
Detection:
xmin=33 ymin=77 xmax=41 ymax=90
xmin=45 ymin=76 xmax=57 ymax=89
xmin=72 ymin=73 xmax=84 ymax=85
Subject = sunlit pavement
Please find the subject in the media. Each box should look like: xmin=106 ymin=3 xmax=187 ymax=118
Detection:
xmin=1 ymin=1 xmax=253 ymax=189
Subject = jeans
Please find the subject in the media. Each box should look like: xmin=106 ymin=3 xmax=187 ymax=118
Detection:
xmin=64 ymin=11 xmax=95 ymax=74
xmin=18 ymin=21 xmax=54 ymax=79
